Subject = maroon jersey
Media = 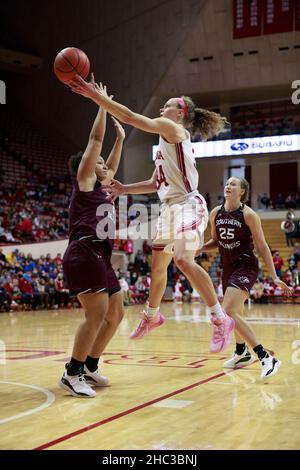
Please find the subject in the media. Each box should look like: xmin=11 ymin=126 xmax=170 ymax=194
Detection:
xmin=69 ymin=180 xmax=115 ymax=243
xmin=215 ymin=204 xmax=258 ymax=268
xmin=64 ymin=180 xmax=120 ymax=296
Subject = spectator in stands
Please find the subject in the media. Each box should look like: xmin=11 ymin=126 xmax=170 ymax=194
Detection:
xmin=256 ymin=194 xmax=262 ymax=210
xmin=275 ymin=193 xmax=285 ymax=209
xmin=173 ymin=279 xmax=183 ymax=302
xmin=0 ymin=249 xmax=8 ymax=267
xmin=282 ymin=268 xmax=292 ymax=282
xmin=286 ymin=208 xmax=295 ymax=221
xmin=44 ymin=278 xmax=56 ymax=309
xmin=119 ymin=276 xmax=131 ymax=306
xmin=273 ymin=251 xmax=284 ymax=280
xmin=263 ymin=277 xmax=275 ymax=298
xmin=54 ymin=253 xmax=63 ymax=266
xmin=135 ymin=275 xmax=147 ymax=295
xmin=18 ymin=272 xmax=34 ymax=309
xmin=285 ymin=194 xmax=296 ymax=209
xmin=261 ymin=193 xmax=271 ymax=210
xmin=19 ymin=215 xmax=33 ymax=241
xmin=142 ymin=240 xmax=152 ymax=265
xmin=54 ymin=273 xmax=69 ymax=308
xmin=179 ymin=274 xmax=191 ymax=302
xmin=0 ymin=286 xmax=11 ymax=312
xmin=11 ymin=279 xmax=23 ymax=311
xmin=284 ymin=209 xmax=296 ymax=246
xmin=134 ymin=250 xmax=144 ymax=265
xmin=35 ymin=278 xmax=48 ymax=309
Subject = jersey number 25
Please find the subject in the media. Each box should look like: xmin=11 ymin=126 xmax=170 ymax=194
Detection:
xmin=219 ymin=228 xmax=235 ymax=239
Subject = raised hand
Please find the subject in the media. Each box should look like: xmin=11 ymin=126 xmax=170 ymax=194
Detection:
xmin=69 ymin=75 xmax=110 ymax=103
xmin=111 ymin=117 xmax=125 ymax=140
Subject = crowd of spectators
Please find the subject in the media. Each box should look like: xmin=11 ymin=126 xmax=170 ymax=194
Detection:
xmin=0 ymin=249 xmax=72 ymax=312
xmin=1 ymin=242 xmax=299 ymax=312
xmin=0 ymin=179 xmax=70 ymax=244
xmin=257 ymin=193 xmax=300 ymax=210
xmin=248 ymin=247 xmax=300 ymax=303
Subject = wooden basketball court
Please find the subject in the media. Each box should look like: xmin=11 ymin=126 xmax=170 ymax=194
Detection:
xmin=1 ymin=301 xmax=300 ymax=450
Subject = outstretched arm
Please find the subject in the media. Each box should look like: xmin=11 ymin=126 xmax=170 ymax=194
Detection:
xmin=245 ymin=208 xmax=292 ymax=296
xmin=70 ymin=77 xmax=184 ymax=143
xmin=102 ymin=117 xmax=125 ymax=185
xmin=104 ymin=170 xmax=157 ymax=201
xmin=77 ymin=79 xmax=108 ymax=185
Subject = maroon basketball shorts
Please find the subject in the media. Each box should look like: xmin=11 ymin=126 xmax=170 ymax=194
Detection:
xmin=63 ymin=238 xmax=120 ymax=297
xmin=222 ymin=262 xmax=259 ymax=295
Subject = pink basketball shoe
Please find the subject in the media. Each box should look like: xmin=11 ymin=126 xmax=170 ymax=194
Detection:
xmin=210 ymin=313 xmax=235 ymax=353
xmin=130 ymin=311 xmax=165 ymax=340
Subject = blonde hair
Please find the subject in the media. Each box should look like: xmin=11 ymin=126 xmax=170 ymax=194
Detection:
xmin=178 ymin=96 xmax=230 ymax=141
xmin=238 ymin=177 xmax=250 ymax=203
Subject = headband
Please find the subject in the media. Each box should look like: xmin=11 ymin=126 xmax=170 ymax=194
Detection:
xmin=176 ymin=97 xmax=189 ymax=117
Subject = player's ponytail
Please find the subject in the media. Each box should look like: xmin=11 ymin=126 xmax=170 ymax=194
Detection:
xmin=178 ymin=96 xmax=230 ymax=141
xmin=238 ymin=177 xmax=250 ymax=203
xmin=192 ymin=107 xmax=229 ymax=141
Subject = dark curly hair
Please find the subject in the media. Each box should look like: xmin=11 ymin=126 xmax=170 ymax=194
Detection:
xmin=68 ymin=151 xmax=83 ymax=177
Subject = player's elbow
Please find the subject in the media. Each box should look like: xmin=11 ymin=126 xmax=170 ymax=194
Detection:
xmin=89 ymin=135 xmax=104 ymax=145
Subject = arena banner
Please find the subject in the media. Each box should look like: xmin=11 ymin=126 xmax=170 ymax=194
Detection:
xmin=295 ymin=0 xmax=300 ymax=30
xmin=233 ymin=0 xmax=262 ymax=38
xmin=263 ymin=0 xmax=294 ymax=34
xmin=152 ymin=134 xmax=300 ymax=160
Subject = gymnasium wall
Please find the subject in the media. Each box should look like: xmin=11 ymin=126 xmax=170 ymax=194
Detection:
xmin=1 ymin=0 xmax=207 ymax=159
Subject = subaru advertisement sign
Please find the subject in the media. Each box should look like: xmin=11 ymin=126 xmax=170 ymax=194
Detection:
xmin=231 ymin=142 xmax=249 ymax=151
xmin=152 ymin=134 xmax=300 ymax=159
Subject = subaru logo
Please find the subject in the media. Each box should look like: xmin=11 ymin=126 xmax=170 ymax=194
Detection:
xmin=231 ymin=142 xmax=249 ymax=151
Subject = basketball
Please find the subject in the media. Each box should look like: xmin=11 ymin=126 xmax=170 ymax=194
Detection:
xmin=54 ymin=47 xmax=90 ymax=84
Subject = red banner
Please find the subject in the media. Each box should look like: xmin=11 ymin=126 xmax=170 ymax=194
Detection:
xmin=233 ymin=0 xmax=262 ymax=38
xmin=295 ymin=0 xmax=300 ymax=30
xmin=263 ymin=0 xmax=294 ymax=34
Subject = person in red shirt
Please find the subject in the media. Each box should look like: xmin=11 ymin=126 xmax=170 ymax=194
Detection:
xmin=54 ymin=273 xmax=69 ymax=307
xmin=273 ymin=251 xmax=284 ymax=280
xmin=54 ymin=253 xmax=63 ymax=266
xmin=20 ymin=217 xmax=33 ymax=240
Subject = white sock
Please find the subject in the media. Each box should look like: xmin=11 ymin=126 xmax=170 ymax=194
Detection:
xmin=209 ymin=303 xmax=225 ymax=319
xmin=146 ymin=304 xmax=159 ymax=318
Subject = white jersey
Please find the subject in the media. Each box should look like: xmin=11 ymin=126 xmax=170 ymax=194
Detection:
xmin=155 ymin=130 xmax=199 ymax=203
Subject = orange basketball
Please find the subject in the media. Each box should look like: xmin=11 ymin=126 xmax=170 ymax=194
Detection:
xmin=54 ymin=47 xmax=90 ymax=84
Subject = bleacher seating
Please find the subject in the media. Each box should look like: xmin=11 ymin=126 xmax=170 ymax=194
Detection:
xmin=192 ymin=99 xmax=300 ymax=142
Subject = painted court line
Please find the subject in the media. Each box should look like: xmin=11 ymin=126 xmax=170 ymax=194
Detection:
xmin=34 ymin=368 xmax=241 ymax=450
xmin=0 ymin=381 xmax=55 ymax=425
